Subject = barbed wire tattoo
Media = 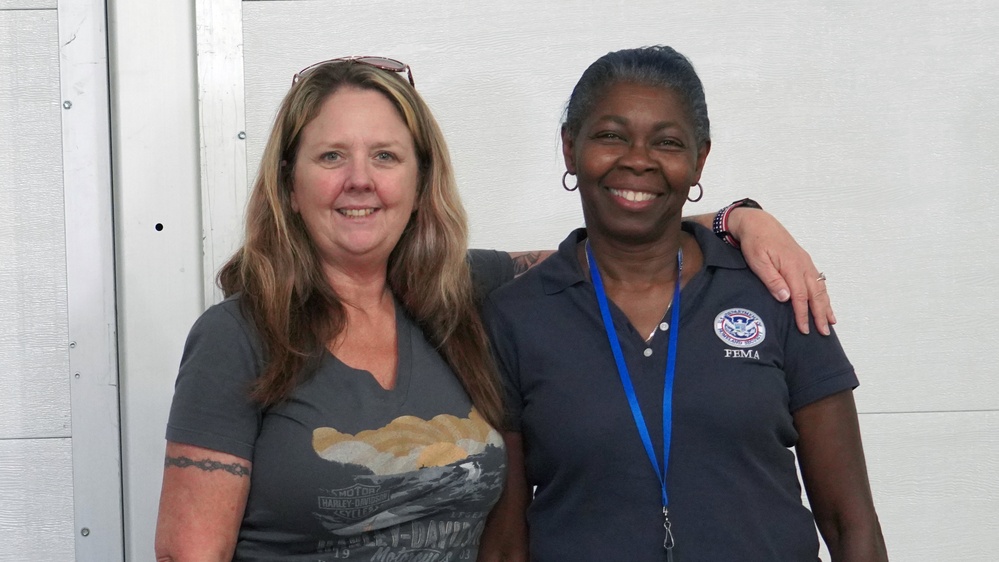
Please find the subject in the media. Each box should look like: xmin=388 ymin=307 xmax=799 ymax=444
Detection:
xmin=165 ymin=455 xmax=250 ymax=477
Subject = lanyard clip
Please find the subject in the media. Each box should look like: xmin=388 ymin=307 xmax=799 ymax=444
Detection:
xmin=663 ymin=506 xmax=675 ymax=550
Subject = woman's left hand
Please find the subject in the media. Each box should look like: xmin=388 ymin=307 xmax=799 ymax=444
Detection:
xmin=727 ymin=207 xmax=835 ymax=335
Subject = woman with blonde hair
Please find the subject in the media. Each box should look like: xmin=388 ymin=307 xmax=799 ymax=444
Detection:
xmin=156 ymin=58 xmax=506 ymax=561
xmin=155 ymin=55 xmax=835 ymax=561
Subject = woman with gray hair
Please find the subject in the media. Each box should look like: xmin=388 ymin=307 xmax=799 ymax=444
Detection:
xmin=481 ymin=46 xmax=887 ymax=561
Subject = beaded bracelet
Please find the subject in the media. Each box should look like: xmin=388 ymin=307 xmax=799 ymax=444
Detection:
xmin=712 ymin=198 xmax=763 ymax=249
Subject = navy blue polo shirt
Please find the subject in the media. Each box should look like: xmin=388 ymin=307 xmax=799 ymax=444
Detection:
xmin=483 ymin=223 xmax=858 ymax=561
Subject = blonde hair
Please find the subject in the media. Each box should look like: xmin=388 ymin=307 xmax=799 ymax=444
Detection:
xmin=218 ymin=61 xmax=502 ymax=427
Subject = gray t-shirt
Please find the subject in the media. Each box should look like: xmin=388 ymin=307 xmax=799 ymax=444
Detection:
xmin=167 ymin=270 xmax=509 ymax=561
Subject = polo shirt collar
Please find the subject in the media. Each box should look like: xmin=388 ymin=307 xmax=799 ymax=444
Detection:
xmin=690 ymin=221 xmax=748 ymax=271
xmin=539 ymin=222 xmax=748 ymax=295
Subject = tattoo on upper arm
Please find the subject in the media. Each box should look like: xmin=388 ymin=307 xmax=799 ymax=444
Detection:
xmin=165 ymin=455 xmax=251 ymax=477
xmin=512 ymin=252 xmax=542 ymax=276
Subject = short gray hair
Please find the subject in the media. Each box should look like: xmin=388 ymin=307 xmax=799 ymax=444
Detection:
xmin=563 ymin=45 xmax=710 ymax=147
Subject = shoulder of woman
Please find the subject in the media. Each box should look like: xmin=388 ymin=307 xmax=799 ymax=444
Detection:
xmin=183 ymin=295 xmax=265 ymax=363
xmin=191 ymin=294 xmax=253 ymax=332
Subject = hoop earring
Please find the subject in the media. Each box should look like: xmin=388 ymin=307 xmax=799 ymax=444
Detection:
xmin=562 ymin=171 xmax=578 ymax=192
xmin=687 ymin=182 xmax=703 ymax=202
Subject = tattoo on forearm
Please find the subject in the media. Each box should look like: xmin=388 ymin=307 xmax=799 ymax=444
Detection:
xmin=512 ymin=252 xmax=543 ymax=276
xmin=165 ymin=456 xmax=250 ymax=477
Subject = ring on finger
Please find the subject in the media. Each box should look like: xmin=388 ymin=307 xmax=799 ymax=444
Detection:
xmin=816 ymin=272 xmax=827 ymax=282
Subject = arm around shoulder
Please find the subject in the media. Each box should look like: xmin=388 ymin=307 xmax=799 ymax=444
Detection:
xmin=507 ymin=251 xmax=555 ymax=277
xmin=725 ymin=207 xmax=836 ymax=335
xmin=155 ymin=441 xmax=252 ymax=562
xmin=686 ymin=205 xmax=836 ymax=336
xmin=794 ymin=390 xmax=888 ymax=561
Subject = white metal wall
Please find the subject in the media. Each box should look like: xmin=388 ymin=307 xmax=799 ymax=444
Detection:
xmin=107 ymin=0 xmax=204 ymax=558
xmin=114 ymin=0 xmax=999 ymax=560
xmin=0 ymin=7 xmax=75 ymax=560
xmin=1 ymin=0 xmax=122 ymax=559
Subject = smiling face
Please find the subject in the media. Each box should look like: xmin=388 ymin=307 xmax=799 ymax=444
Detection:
xmin=290 ymin=86 xmax=420 ymax=273
xmin=562 ymin=81 xmax=710 ymax=246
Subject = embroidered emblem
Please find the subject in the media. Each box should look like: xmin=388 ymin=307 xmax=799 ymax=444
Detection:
xmin=714 ymin=308 xmax=766 ymax=348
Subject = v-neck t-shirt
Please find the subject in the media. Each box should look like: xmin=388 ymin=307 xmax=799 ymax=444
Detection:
xmin=167 ymin=251 xmax=513 ymax=561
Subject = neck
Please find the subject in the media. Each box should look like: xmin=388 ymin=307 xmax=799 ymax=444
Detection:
xmin=585 ymin=227 xmax=686 ymax=287
xmin=324 ymin=261 xmax=392 ymax=311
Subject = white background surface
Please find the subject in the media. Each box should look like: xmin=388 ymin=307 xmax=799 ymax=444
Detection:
xmin=2 ymin=0 xmax=123 ymax=557
xmin=1 ymin=0 xmax=996 ymax=559
xmin=0 ymin=8 xmax=76 ymax=560
xmin=240 ymin=0 xmax=999 ymax=416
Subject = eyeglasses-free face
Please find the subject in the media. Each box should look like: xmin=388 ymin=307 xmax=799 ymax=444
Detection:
xmin=292 ymin=56 xmax=415 ymax=86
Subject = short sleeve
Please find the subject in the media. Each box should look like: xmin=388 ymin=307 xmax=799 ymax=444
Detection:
xmin=166 ymin=300 xmax=265 ymax=460
xmin=467 ymin=249 xmax=515 ymax=302
xmin=481 ymin=295 xmax=523 ymax=432
xmin=782 ymin=318 xmax=858 ymax=412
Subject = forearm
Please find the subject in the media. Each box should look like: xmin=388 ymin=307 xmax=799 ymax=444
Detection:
xmin=797 ymin=392 xmax=887 ymax=562
xmin=820 ymin=518 xmax=888 ymax=562
xmin=155 ymin=443 xmax=249 ymax=562
xmin=684 ymin=206 xmax=768 ymax=245
xmin=507 ymin=251 xmax=554 ymax=277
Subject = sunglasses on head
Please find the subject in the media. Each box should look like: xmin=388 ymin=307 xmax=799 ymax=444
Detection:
xmin=292 ymin=56 xmax=415 ymax=86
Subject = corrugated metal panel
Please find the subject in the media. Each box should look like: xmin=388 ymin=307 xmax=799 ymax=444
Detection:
xmin=112 ymin=0 xmax=204 ymax=558
xmin=0 ymin=10 xmax=70 ymax=440
xmin=58 ymin=0 xmax=125 ymax=556
xmin=0 ymin=0 xmax=56 ymax=10
xmin=0 ymin=439 xmax=75 ymax=560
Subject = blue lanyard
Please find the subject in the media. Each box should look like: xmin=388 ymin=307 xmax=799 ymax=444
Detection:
xmin=586 ymin=241 xmax=681 ymax=552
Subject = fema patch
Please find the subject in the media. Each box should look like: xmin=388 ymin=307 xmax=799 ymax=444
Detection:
xmin=714 ymin=308 xmax=766 ymax=348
